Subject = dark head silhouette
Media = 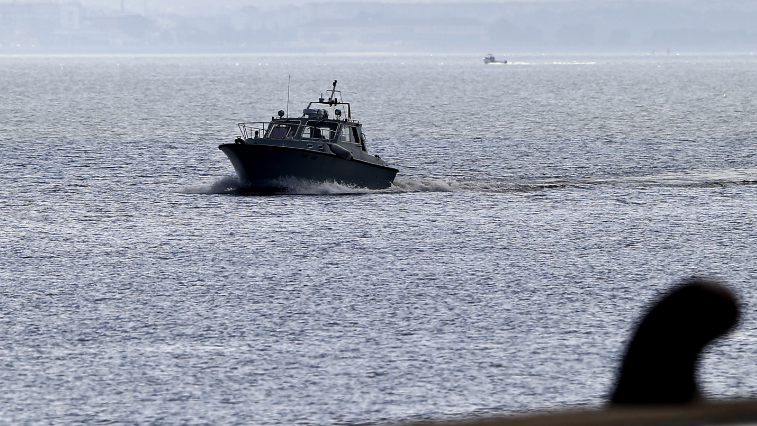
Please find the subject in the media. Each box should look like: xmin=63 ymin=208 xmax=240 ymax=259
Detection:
xmin=611 ymin=279 xmax=739 ymax=404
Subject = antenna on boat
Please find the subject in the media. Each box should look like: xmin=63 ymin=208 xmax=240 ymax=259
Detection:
xmin=286 ymin=75 xmax=291 ymax=118
xmin=328 ymin=80 xmax=337 ymax=102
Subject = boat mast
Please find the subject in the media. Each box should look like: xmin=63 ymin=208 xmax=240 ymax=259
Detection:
xmin=286 ymin=75 xmax=291 ymax=118
xmin=328 ymin=80 xmax=337 ymax=103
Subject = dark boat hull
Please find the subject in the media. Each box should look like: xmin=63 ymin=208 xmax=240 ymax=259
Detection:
xmin=219 ymin=144 xmax=398 ymax=191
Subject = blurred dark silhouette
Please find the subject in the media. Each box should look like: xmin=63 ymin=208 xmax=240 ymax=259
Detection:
xmin=401 ymin=278 xmax=754 ymax=426
xmin=611 ymin=279 xmax=739 ymax=404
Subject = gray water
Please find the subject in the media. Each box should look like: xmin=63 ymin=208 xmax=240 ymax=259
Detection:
xmin=1 ymin=53 xmax=757 ymax=425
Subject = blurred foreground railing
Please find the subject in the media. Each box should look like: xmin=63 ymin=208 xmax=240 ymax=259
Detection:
xmin=400 ymin=399 xmax=757 ymax=426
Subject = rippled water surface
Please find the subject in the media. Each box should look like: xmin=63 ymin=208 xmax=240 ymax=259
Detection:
xmin=2 ymin=54 xmax=757 ymax=425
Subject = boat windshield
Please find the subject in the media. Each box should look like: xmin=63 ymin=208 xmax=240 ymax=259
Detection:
xmin=299 ymin=121 xmax=338 ymax=141
xmin=267 ymin=122 xmax=298 ymax=139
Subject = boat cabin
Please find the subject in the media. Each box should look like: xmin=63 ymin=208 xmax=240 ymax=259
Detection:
xmin=238 ymin=82 xmax=368 ymax=151
xmin=258 ymin=118 xmax=366 ymax=151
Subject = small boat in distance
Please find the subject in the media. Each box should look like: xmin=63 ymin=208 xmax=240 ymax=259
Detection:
xmin=218 ymin=81 xmax=398 ymax=192
xmin=483 ymin=53 xmax=507 ymax=64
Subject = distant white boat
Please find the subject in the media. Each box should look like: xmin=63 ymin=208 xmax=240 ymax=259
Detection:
xmin=483 ymin=53 xmax=507 ymax=64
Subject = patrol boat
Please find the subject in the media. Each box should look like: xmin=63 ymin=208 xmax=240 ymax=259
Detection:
xmin=483 ymin=53 xmax=507 ymax=64
xmin=219 ymin=81 xmax=398 ymax=191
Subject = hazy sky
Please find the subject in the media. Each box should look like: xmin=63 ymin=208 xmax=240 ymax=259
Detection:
xmin=3 ymin=0 xmax=757 ymax=14
xmin=4 ymin=0 xmax=757 ymax=53
xmin=10 ymin=0 xmax=757 ymax=15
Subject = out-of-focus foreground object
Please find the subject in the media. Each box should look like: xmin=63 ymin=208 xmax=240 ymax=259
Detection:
xmin=399 ymin=279 xmax=749 ymax=426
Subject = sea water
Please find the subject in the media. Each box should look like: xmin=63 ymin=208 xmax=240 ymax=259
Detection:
xmin=1 ymin=53 xmax=757 ymax=425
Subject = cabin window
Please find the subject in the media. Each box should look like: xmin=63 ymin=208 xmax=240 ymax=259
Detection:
xmin=353 ymin=127 xmax=366 ymax=150
xmin=269 ymin=124 xmax=294 ymax=139
xmin=301 ymin=121 xmax=335 ymax=140
xmin=340 ymin=126 xmax=356 ymax=144
xmin=315 ymin=128 xmax=324 ymax=139
xmin=313 ymin=128 xmax=332 ymax=140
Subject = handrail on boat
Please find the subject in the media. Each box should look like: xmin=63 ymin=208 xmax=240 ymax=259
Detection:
xmin=237 ymin=122 xmax=270 ymax=139
xmin=238 ymin=121 xmax=342 ymax=142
